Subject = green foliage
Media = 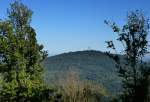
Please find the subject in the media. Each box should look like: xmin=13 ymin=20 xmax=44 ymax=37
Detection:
xmin=0 ymin=1 xmax=49 ymax=101
xmin=46 ymin=70 xmax=107 ymax=102
xmin=105 ymin=10 xmax=150 ymax=102
xmin=43 ymin=50 xmax=122 ymax=95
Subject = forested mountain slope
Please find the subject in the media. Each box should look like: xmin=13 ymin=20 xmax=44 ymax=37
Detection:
xmin=43 ymin=50 xmax=122 ymax=94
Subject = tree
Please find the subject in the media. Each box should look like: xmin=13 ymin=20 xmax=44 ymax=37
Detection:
xmin=51 ymin=69 xmax=107 ymax=102
xmin=105 ymin=10 xmax=150 ymax=102
xmin=0 ymin=1 xmax=48 ymax=101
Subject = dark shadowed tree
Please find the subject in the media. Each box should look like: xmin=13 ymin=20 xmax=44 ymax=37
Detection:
xmin=105 ymin=10 xmax=150 ymax=102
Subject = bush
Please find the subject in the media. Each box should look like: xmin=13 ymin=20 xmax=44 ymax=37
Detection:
xmin=47 ymin=69 xmax=107 ymax=102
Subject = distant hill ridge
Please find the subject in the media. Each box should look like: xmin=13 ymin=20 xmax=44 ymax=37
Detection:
xmin=43 ymin=50 xmax=122 ymax=94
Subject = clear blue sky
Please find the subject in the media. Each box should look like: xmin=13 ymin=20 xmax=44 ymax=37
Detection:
xmin=0 ymin=0 xmax=150 ymax=55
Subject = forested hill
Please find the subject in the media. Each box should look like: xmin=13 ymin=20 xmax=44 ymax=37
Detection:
xmin=43 ymin=50 xmax=122 ymax=94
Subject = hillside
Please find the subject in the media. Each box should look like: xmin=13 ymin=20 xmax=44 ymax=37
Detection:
xmin=43 ymin=50 xmax=122 ymax=95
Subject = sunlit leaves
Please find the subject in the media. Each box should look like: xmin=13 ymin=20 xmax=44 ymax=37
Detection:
xmin=0 ymin=1 xmax=48 ymax=101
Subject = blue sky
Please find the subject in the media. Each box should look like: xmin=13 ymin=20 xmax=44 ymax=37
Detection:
xmin=0 ymin=0 xmax=150 ymax=55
